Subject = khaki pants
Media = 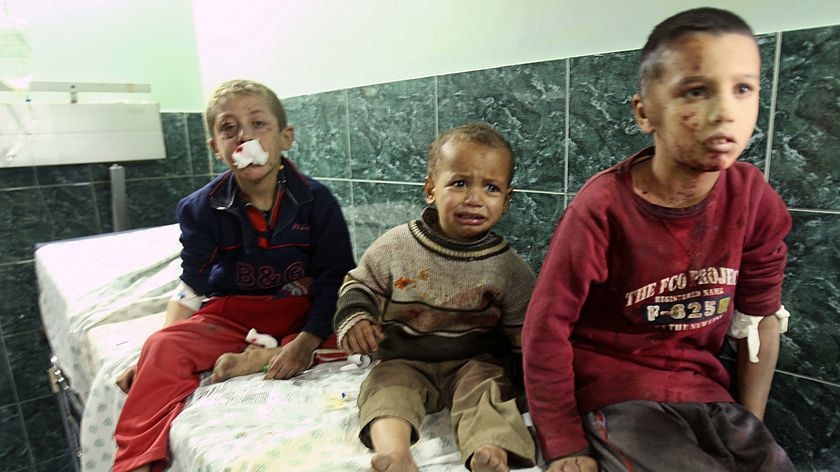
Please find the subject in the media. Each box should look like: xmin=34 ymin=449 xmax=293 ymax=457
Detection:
xmin=358 ymin=354 xmax=535 ymax=468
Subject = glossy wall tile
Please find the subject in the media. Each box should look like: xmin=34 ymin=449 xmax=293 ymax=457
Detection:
xmin=765 ymin=372 xmax=840 ymax=470
xmin=437 ymin=61 xmax=568 ymax=192
xmin=285 ymin=90 xmax=352 ymax=179
xmin=567 ymin=49 xmax=647 ymax=193
xmin=780 ymin=212 xmax=840 ymax=384
xmin=347 ymin=79 xmax=437 ymax=182
xmin=771 ymin=26 xmax=840 ymax=211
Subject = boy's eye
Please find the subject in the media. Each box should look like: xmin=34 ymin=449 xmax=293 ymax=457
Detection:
xmin=735 ymin=83 xmax=754 ymax=96
xmin=219 ymin=122 xmax=238 ymax=137
xmin=484 ymin=183 xmax=500 ymax=192
xmin=451 ymin=180 xmax=466 ymax=188
xmin=253 ymin=120 xmax=267 ymax=129
xmin=683 ymin=87 xmax=707 ymax=99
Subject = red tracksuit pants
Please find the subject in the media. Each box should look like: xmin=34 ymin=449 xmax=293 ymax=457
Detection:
xmin=112 ymin=295 xmax=311 ymax=472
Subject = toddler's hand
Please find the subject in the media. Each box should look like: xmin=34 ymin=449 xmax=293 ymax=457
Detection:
xmin=342 ymin=319 xmax=384 ymax=355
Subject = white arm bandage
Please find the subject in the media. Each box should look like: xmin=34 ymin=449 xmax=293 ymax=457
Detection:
xmin=727 ymin=305 xmax=790 ymax=363
xmin=169 ymin=281 xmax=204 ymax=311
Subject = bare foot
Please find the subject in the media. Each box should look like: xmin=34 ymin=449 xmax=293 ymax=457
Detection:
xmin=208 ymin=346 xmax=273 ymax=383
xmin=371 ymin=450 xmax=419 ymax=472
xmin=470 ymin=445 xmax=509 ymax=472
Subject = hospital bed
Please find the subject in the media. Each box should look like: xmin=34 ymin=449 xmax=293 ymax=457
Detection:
xmin=35 ymin=225 xmax=541 ymax=472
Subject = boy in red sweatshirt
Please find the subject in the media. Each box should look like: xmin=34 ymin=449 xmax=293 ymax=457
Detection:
xmin=523 ymin=8 xmax=795 ymax=472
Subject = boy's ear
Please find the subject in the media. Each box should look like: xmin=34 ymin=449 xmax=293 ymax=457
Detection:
xmin=632 ymin=93 xmax=655 ymax=135
xmin=423 ymin=175 xmax=435 ymax=205
xmin=208 ymin=137 xmax=221 ymax=157
xmin=503 ymin=187 xmax=513 ymax=213
xmin=280 ymin=125 xmax=295 ymax=151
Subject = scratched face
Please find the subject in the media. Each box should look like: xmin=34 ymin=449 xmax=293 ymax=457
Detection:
xmin=423 ymin=139 xmax=513 ymax=242
xmin=635 ymin=32 xmax=761 ymax=173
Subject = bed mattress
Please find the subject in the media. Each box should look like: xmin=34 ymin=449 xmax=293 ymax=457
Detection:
xmin=35 ymin=224 xmax=182 ymax=399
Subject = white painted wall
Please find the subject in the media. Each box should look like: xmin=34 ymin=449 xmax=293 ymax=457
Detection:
xmin=5 ymin=1 xmax=839 ymax=111
xmin=2 ymin=0 xmax=202 ymax=110
xmin=192 ymin=0 xmax=840 ymax=105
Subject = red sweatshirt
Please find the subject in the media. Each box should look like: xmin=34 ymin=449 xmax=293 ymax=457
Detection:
xmin=522 ymin=147 xmax=792 ymax=461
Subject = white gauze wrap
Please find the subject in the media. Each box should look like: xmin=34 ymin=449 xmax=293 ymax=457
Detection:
xmin=727 ymin=305 xmax=790 ymax=363
xmin=245 ymin=328 xmax=279 ymax=348
xmin=170 ymin=281 xmax=204 ymax=311
xmin=232 ymin=139 xmax=269 ymax=169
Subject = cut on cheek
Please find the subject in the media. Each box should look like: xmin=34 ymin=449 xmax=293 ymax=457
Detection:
xmin=680 ymin=113 xmax=700 ymax=132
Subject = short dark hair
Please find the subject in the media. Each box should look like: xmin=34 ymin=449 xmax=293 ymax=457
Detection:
xmin=427 ymin=122 xmax=514 ymax=183
xmin=205 ymin=79 xmax=288 ymax=135
xmin=638 ymin=8 xmax=755 ymax=95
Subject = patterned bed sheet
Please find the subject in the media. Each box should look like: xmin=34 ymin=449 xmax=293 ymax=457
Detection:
xmin=35 ymin=224 xmax=183 ymax=399
xmin=35 ymin=225 xmax=541 ymax=472
xmin=81 ymin=321 xmax=481 ymax=472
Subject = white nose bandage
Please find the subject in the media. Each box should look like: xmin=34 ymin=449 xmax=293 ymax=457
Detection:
xmin=232 ymin=139 xmax=269 ymax=169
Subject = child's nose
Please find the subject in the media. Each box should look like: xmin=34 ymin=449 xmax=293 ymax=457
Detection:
xmin=238 ymin=124 xmax=257 ymax=142
xmin=464 ymin=189 xmax=482 ymax=205
xmin=709 ymin=94 xmax=736 ymax=123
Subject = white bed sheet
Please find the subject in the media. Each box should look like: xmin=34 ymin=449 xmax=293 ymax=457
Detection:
xmin=36 ymin=225 xmax=542 ymax=472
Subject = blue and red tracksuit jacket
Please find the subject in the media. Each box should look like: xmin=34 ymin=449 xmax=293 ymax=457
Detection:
xmin=175 ymin=157 xmax=355 ymax=339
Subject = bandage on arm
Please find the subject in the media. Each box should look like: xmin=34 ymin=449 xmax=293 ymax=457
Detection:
xmin=727 ymin=305 xmax=790 ymax=363
xmin=170 ymin=281 xmax=204 ymax=312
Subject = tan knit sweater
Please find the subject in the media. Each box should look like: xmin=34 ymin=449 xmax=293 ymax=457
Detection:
xmin=334 ymin=208 xmax=535 ymax=362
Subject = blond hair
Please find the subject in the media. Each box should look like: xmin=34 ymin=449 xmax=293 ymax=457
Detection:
xmin=204 ymin=79 xmax=288 ymax=135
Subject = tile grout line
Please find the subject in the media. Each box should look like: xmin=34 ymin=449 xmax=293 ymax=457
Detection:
xmin=563 ymin=57 xmax=571 ymax=209
xmin=182 ymin=113 xmax=193 ymax=177
xmin=764 ymin=32 xmax=783 ymax=180
xmin=434 ymin=76 xmax=440 ymax=138
xmin=0 ymin=330 xmax=37 ymax=469
xmin=788 ymin=207 xmax=840 ymax=215
xmin=775 ymin=368 xmax=840 ymax=389
xmin=343 ymin=89 xmax=358 ymax=256
xmin=310 ymin=177 xmax=568 ymax=196
xmin=88 ymin=182 xmax=104 ymax=234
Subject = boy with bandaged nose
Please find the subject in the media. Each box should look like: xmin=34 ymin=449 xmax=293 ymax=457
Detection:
xmin=112 ymin=79 xmax=354 ymax=472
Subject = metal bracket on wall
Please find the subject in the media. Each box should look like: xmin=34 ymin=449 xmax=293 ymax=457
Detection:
xmin=1 ymin=81 xmax=157 ymax=231
xmin=0 ymin=80 xmax=152 ymax=103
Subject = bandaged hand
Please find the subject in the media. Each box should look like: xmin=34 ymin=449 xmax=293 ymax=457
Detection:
xmin=342 ymin=319 xmax=384 ymax=355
